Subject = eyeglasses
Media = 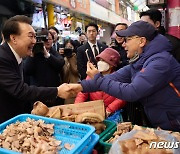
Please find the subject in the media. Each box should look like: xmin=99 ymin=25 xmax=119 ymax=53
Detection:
xmin=124 ymin=36 xmax=140 ymax=42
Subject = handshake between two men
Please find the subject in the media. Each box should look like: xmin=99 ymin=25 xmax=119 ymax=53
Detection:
xmin=57 ymin=61 xmax=99 ymax=99
xmin=57 ymin=83 xmax=83 ymax=99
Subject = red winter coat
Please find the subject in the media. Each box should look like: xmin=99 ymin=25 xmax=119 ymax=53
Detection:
xmin=75 ymin=77 xmax=126 ymax=113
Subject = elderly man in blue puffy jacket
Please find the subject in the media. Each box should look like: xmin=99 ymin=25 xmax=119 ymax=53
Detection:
xmin=65 ymin=21 xmax=180 ymax=131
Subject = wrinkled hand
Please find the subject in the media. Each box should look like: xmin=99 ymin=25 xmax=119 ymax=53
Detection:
xmin=86 ymin=61 xmax=99 ymax=79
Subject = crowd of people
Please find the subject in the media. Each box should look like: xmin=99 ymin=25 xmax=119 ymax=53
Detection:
xmin=0 ymin=9 xmax=179 ymax=132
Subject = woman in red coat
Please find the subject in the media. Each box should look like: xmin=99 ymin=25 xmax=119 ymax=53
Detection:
xmin=75 ymin=48 xmax=126 ymax=116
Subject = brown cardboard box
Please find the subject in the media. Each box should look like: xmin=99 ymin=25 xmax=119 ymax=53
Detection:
xmin=49 ymin=100 xmax=105 ymax=118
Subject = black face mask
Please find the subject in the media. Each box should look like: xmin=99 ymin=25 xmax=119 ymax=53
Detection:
xmin=64 ymin=48 xmax=73 ymax=57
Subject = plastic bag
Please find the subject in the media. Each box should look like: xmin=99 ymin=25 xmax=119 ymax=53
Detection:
xmin=106 ymin=110 xmax=123 ymax=124
xmin=109 ymin=129 xmax=180 ymax=154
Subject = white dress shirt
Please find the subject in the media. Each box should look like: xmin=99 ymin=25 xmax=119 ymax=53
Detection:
xmin=8 ymin=43 xmax=22 ymax=64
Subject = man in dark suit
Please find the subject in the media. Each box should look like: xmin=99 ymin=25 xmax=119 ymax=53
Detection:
xmin=77 ymin=23 xmax=108 ymax=80
xmin=24 ymin=30 xmax=65 ymax=107
xmin=0 ymin=15 xmax=72 ymax=123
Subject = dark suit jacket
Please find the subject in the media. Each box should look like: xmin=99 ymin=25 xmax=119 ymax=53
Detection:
xmin=24 ymin=48 xmax=64 ymax=87
xmin=77 ymin=42 xmax=107 ymax=80
xmin=0 ymin=43 xmax=58 ymax=123
xmin=52 ymin=42 xmax=63 ymax=52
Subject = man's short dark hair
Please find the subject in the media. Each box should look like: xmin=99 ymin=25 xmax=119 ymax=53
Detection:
xmin=48 ymin=26 xmax=59 ymax=34
xmin=85 ymin=23 xmax=98 ymax=32
xmin=115 ymin=23 xmax=128 ymax=29
xmin=140 ymin=9 xmax=162 ymax=24
xmin=2 ymin=15 xmax=32 ymax=42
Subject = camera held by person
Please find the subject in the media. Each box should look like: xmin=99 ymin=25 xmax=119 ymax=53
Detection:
xmin=32 ymin=30 xmax=49 ymax=55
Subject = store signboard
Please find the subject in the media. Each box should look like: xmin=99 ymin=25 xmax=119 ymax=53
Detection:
xmin=48 ymin=0 xmax=90 ymax=15
xmin=146 ymin=0 xmax=167 ymax=8
xmin=147 ymin=0 xmax=166 ymax=5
